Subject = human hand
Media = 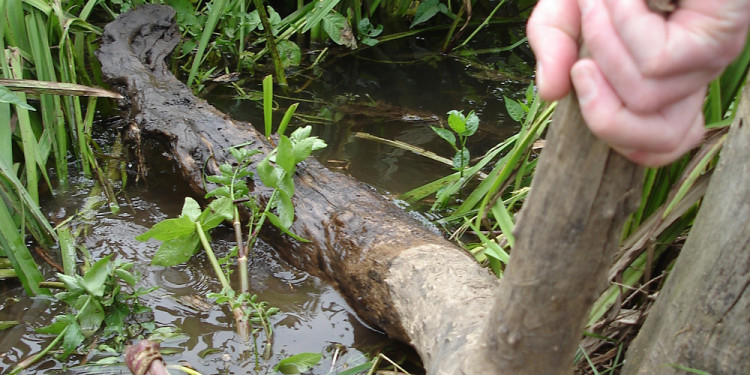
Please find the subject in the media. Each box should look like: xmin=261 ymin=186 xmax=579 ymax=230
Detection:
xmin=526 ymin=0 xmax=750 ymax=166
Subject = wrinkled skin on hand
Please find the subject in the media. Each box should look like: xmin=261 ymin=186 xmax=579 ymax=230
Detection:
xmin=527 ymin=0 xmax=750 ymax=166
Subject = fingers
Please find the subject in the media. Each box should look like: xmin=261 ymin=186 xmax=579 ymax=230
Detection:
xmin=606 ymin=0 xmax=750 ymax=75
xmin=578 ymin=0 xmax=719 ymax=112
xmin=571 ymin=60 xmax=705 ymax=161
xmin=526 ymin=0 xmax=581 ymax=101
xmin=616 ymin=116 xmax=706 ymax=167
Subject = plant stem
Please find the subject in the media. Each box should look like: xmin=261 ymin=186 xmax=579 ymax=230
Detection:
xmin=10 ymin=325 xmax=67 ymax=375
xmin=253 ymin=0 xmax=287 ymax=86
xmin=195 ymin=222 xmax=231 ymax=290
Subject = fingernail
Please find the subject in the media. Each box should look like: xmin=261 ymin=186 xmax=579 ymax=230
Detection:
xmin=571 ymin=65 xmax=597 ymax=105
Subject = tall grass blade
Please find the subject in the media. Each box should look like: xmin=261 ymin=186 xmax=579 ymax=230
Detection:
xmin=263 ymin=74 xmax=273 ymax=138
xmin=0 ymin=200 xmax=48 ymax=296
xmin=57 ymin=225 xmax=77 ymax=276
xmin=187 ymin=0 xmax=227 ymax=89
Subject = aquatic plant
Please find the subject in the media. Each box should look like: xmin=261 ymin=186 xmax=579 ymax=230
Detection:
xmin=9 ymin=255 xmax=155 ymax=375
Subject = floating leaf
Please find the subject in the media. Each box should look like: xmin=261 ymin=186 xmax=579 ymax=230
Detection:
xmin=274 ymin=352 xmax=323 ymax=374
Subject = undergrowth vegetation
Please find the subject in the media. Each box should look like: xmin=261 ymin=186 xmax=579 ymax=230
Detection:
xmin=1 ymin=0 xmax=748 ymax=373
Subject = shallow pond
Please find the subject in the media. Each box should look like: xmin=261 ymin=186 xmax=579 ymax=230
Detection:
xmin=0 ymin=26 xmax=530 ymax=374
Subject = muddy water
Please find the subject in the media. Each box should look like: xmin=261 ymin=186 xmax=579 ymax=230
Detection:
xmin=0 ymin=40 xmax=528 ymax=374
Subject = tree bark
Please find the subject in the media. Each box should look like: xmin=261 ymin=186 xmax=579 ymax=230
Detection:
xmin=97 ymin=6 xmax=643 ymax=375
xmin=621 ymin=78 xmax=750 ymax=375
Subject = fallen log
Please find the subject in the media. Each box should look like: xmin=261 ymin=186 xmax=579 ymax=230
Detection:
xmin=96 ymin=5 xmax=499 ymax=373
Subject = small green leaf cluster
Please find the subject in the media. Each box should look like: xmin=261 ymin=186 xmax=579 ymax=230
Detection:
xmin=206 ymin=147 xmax=262 ymax=201
xmin=432 ymin=110 xmax=479 ymax=173
xmin=137 ymin=197 xmax=233 ymax=267
xmin=503 ymin=85 xmax=536 ymax=123
xmin=38 ymin=256 xmax=156 ymax=358
xmin=207 ymin=289 xmax=279 ymax=325
xmin=257 ymin=126 xmax=326 ymax=234
xmin=357 ymin=18 xmax=383 ymax=47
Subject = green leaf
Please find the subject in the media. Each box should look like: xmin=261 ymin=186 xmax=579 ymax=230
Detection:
xmin=62 ymin=322 xmax=84 ymax=357
xmin=504 ymin=96 xmax=526 ymax=122
xmin=82 ymin=255 xmax=113 ymax=298
xmin=336 ymin=360 xmax=377 ymax=375
xmin=257 ymin=156 xmax=279 ymax=189
xmin=205 ymin=185 xmax=231 ymax=199
xmin=452 ymin=148 xmax=470 ymax=170
xmin=277 ymin=135 xmax=296 ymax=174
xmin=266 ymin=213 xmax=310 ymax=242
xmin=279 ymin=173 xmax=295 ymax=198
xmin=276 ymin=190 xmax=295 ymax=229
xmin=78 ymin=297 xmax=105 ymax=337
xmin=181 ymin=197 xmax=202 ymax=222
xmin=447 ymin=110 xmax=466 ymax=134
xmin=136 ymin=215 xmax=196 ymax=242
xmin=277 ymin=103 xmax=298 ymax=137
xmin=206 ymin=174 xmax=233 ymax=186
xmin=36 ymin=315 xmax=73 ymax=335
xmin=166 ymin=0 xmax=198 ymax=27
xmin=151 ymin=233 xmax=201 ymax=267
xmin=322 ymin=11 xmax=349 ymax=46
xmin=103 ymin=303 xmax=129 ymax=336
xmin=302 ymin=0 xmax=341 ymax=33
xmin=410 ymin=0 xmax=446 ymax=28
xmin=431 ymin=126 xmax=456 ymax=147
xmin=199 ymin=196 xmax=233 ymax=230
xmin=290 ymin=125 xmax=312 ymax=141
xmin=276 ymin=40 xmax=301 ymax=68
xmin=58 ymin=273 xmax=84 ymax=293
xmin=0 ymin=85 xmax=35 ymax=110
xmin=114 ymin=268 xmax=137 ymax=286
xmin=274 ymin=352 xmax=323 ymax=374
xmin=463 ymin=111 xmax=479 ymax=136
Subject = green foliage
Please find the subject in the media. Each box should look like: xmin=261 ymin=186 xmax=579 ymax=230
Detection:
xmin=274 ymin=352 xmax=323 ymax=374
xmin=431 ymin=109 xmax=479 ymax=177
xmin=10 ymin=256 xmax=155 ymax=374
xmin=410 ymin=0 xmax=449 ymax=28
xmin=137 ymin=197 xmax=233 ymax=267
